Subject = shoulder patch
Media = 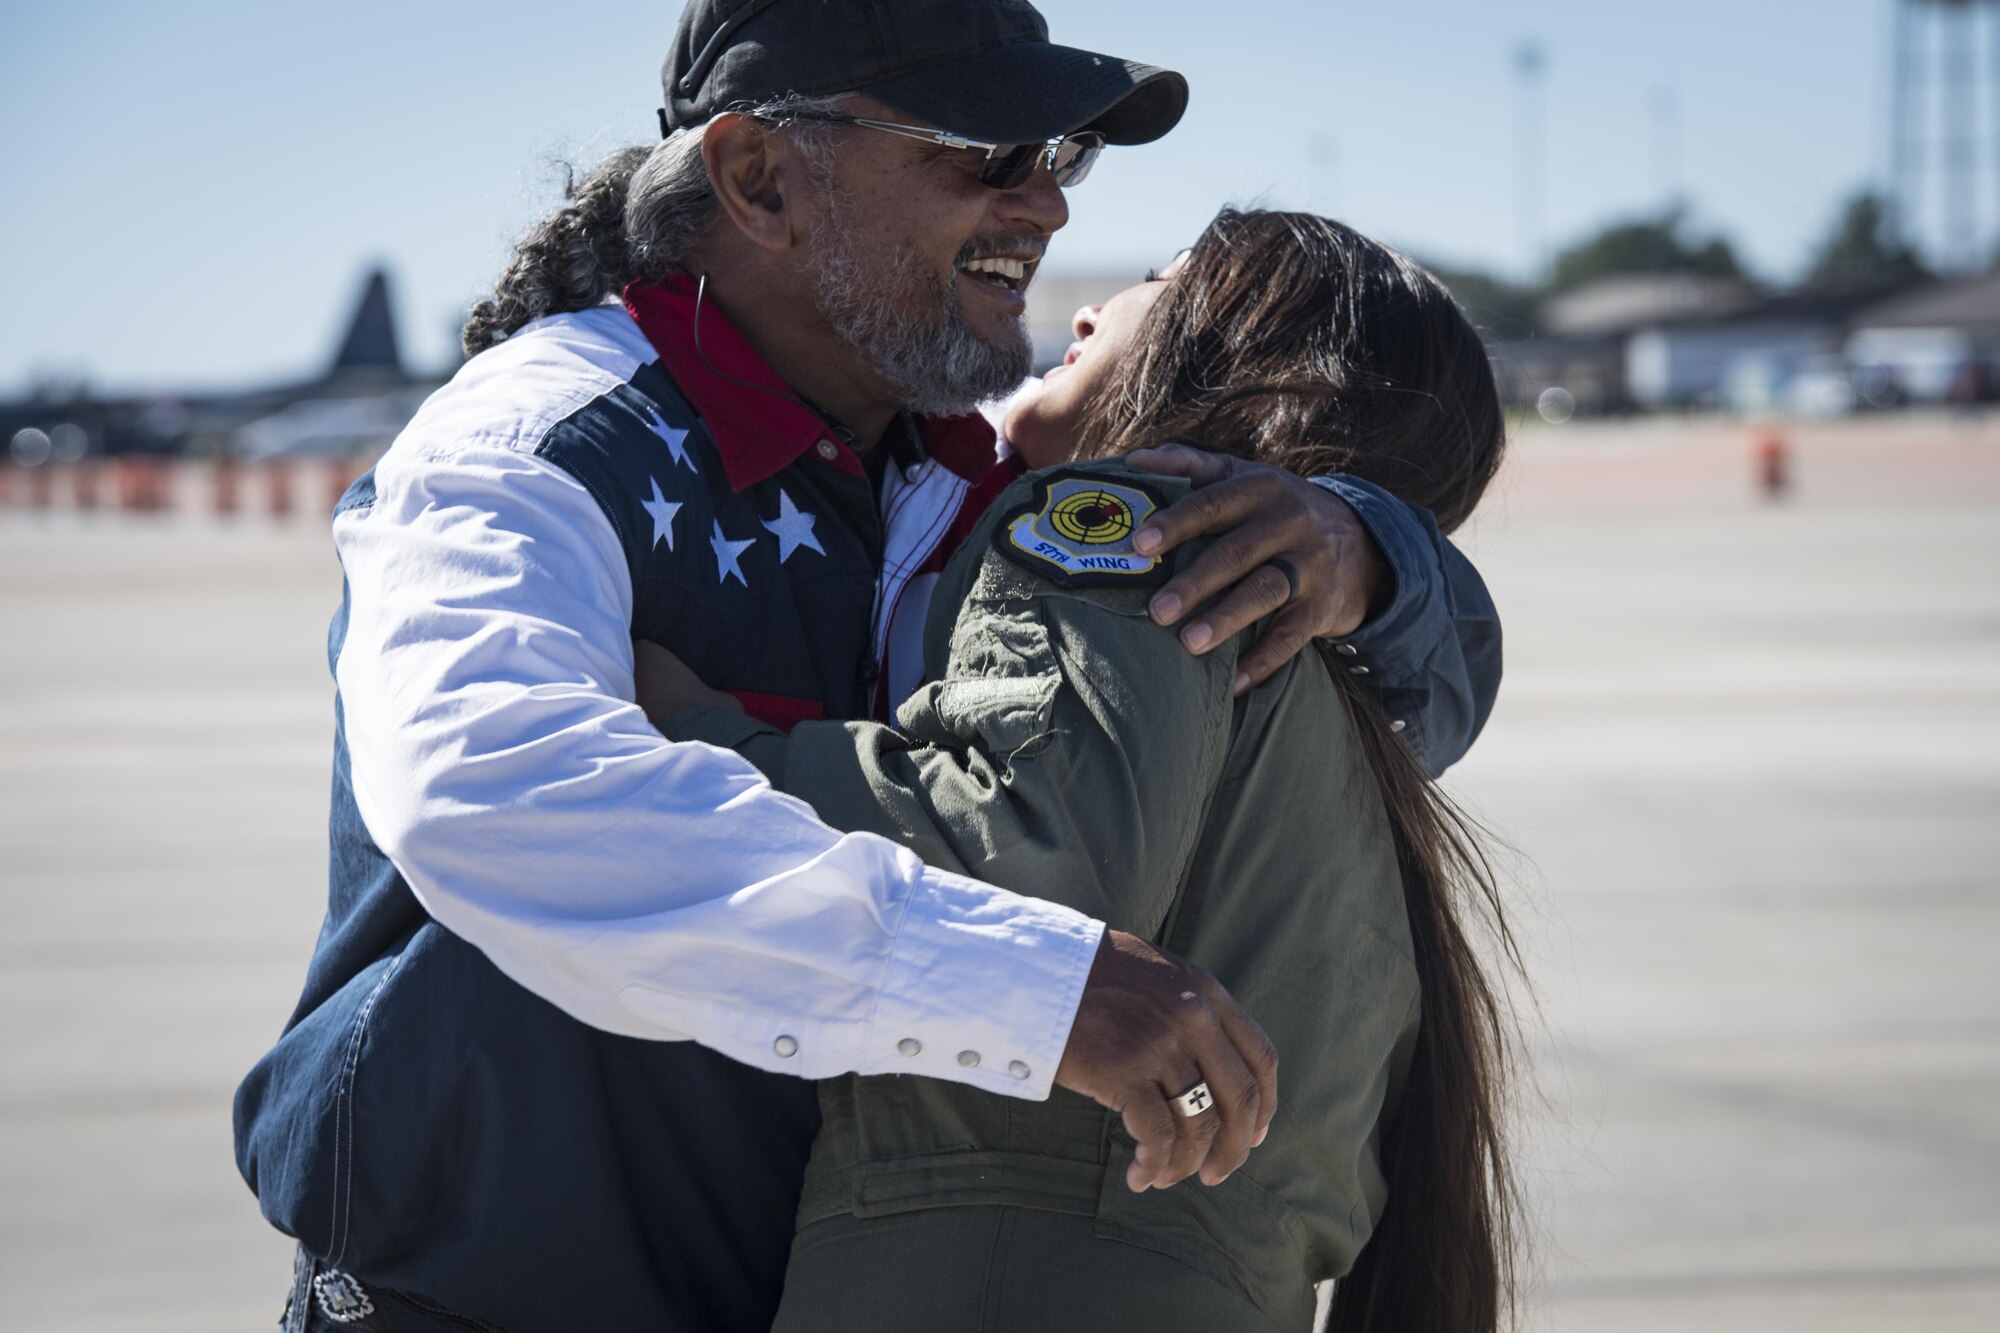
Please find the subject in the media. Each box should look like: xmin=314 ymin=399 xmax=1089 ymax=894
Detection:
xmin=992 ymin=470 xmax=1173 ymax=588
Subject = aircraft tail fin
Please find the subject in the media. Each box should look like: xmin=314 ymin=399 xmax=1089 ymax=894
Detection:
xmin=332 ymin=269 xmax=403 ymax=375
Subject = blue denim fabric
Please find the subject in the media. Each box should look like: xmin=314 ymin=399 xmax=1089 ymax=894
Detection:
xmin=1313 ymin=475 xmax=1502 ymax=775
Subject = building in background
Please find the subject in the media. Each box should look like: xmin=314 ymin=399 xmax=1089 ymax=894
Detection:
xmin=1486 ymin=268 xmax=1977 ymax=418
xmin=1848 ymin=269 xmax=2000 ymax=401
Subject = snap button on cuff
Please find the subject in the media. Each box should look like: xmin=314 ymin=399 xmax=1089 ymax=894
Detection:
xmin=816 ymin=439 xmax=840 ymax=461
xmin=1008 ymin=1060 xmax=1031 ymax=1080
xmin=957 ymin=1050 xmax=981 ymax=1068
xmin=897 ymin=1038 xmax=922 ymax=1057
xmin=773 ymin=1035 xmax=800 ymax=1057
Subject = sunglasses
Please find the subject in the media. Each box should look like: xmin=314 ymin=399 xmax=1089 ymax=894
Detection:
xmin=776 ymin=112 xmax=1105 ymax=190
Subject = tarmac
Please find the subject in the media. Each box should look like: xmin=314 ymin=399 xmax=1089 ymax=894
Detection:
xmin=1 ymin=414 xmax=1996 ymax=1331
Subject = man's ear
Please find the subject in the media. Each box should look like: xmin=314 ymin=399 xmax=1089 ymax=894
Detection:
xmin=702 ymin=113 xmax=803 ymax=255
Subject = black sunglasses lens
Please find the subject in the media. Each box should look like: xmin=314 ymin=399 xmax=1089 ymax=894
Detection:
xmin=979 ymin=142 xmax=1046 ymax=190
xmin=1050 ymin=135 xmax=1102 ymax=188
xmin=978 ymin=135 xmax=1104 ymax=190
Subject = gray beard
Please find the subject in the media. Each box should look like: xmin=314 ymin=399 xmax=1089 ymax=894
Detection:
xmin=809 ymin=210 xmax=1032 ymax=418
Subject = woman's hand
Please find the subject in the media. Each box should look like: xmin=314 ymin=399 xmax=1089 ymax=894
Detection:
xmin=1124 ymin=444 xmax=1387 ymax=694
xmin=632 ymin=640 xmax=743 ymax=729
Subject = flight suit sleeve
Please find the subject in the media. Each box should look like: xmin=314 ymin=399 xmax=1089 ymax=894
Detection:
xmin=665 ymin=569 xmax=1240 ymax=939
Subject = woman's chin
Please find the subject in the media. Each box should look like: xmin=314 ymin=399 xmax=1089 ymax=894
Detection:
xmin=1004 ymin=373 xmax=1090 ymax=468
xmin=999 ymin=385 xmax=1043 ymax=459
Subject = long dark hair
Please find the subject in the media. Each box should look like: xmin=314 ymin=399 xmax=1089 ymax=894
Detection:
xmin=1078 ymin=209 xmax=1520 ymax=1332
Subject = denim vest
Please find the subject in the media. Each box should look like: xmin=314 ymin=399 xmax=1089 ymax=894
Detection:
xmin=234 ymin=350 xmax=897 ymax=1331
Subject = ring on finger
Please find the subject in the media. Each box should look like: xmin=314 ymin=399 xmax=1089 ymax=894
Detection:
xmin=1171 ymin=1081 xmax=1215 ymax=1118
xmin=1265 ymin=557 xmax=1301 ymax=604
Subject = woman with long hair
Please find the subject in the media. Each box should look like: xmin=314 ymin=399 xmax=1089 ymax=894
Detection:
xmin=639 ymin=207 xmax=1520 ymax=1332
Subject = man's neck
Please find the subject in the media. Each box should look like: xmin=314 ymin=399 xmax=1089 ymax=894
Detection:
xmin=692 ymin=269 xmax=903 ymax=450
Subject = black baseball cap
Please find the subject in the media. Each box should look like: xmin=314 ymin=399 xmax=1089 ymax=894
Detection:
xmin=661 ymin=0 xmax=1188 ymax=146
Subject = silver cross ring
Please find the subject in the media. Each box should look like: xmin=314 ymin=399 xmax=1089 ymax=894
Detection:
xmin=1171 ymin=1081 xmax=1215 ymax=1117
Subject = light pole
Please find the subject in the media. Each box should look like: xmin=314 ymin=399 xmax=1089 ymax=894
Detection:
xmin=1943 ymin=0 xmax=1979 ymax=266
xmin=1890 ymin=0 xmax=1920 ymax=251
xmin=1309 ymin=132 xmax=1341 ymax=219
xmin=1515 ymin=40 xmax=1548 ymax=283
xmin=1650 ymin=86 xmax=1683 ymax=213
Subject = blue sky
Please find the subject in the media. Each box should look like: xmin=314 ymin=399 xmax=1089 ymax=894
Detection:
xmin=2 ymin=0 xmax=1896 ymax=394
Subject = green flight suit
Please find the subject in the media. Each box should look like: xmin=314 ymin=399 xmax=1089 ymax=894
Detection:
xmin=663 ymin=461 xmax=1420 ymax=1332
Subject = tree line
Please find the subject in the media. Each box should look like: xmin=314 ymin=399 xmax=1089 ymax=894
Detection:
xmin=1425 ymin=189 xmax=1931 ymax=340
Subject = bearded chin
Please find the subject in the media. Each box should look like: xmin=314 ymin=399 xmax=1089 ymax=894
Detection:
xmin=810 ymin=222 xmax=1032 ymax=418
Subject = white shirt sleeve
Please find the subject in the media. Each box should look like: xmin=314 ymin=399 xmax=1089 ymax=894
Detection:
xmin=333 ymin=433 xmax=1102 ymax=1100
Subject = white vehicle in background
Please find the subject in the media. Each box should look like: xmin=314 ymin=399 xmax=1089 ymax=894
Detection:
xmin=1786 ymin=355 xmax=1860 ymax=418
xmin=1726 ymin=353 xmax=1858 ymax=418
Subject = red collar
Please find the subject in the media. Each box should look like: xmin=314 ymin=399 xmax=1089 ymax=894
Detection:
xmin=623 ymin=275 xmax=998 ymax=492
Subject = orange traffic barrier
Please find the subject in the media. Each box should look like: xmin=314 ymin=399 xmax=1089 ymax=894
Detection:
xmin=266 ymin=459 xmax=295 ymax=518
xmin=71 ymin=461 xmax=102 ymax=512
xmin=213 ymin=456 xmax=242 ymax=516
xmin=1755 ymin=427 xmax=1790 ymax=502
xmin=323 ymin=456 xmax=359 ymax=515
xmin=113 ymin=458 xmax=140 ymax=511
xmin=113 ymin=457 xmax=171 ymax=512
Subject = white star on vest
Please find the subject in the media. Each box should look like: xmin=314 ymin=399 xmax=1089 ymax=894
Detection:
xmin=761 ymin=489 xmax=825 ymax=563
xmin=643 ymin=406 xmax=697 ymax=472
xmin=710 ymin=520 xmax=757 ymax=587
xmin=641 ymin=478 xmax=682 ymax=551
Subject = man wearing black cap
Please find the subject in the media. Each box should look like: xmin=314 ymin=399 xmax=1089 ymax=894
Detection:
xmin=235 ymin=3 xmax=1500 ymax=1330
xmin=663 ymin=0 xmax=1188 ymax=147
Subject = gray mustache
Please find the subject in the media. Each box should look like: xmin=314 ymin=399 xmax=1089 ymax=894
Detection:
xmin=955 ymin=236 xmax=1048 ymax=267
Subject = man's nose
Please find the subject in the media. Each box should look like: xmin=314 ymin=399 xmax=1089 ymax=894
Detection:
xmin=1072 ymin=304 xmax=1100 ymax=341
xmin=994 ymin=160 xmax=1070 ymax=236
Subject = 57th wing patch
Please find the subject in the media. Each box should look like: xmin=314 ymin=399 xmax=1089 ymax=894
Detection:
xmin=993 ymin=471 xmax=1174 ymax=589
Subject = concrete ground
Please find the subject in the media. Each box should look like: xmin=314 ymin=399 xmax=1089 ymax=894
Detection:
xmin=1 ymin=415 xmax=1996 ymax=1331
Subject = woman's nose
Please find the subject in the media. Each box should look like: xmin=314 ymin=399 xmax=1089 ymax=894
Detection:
xmin=1071 ymin=304 xmax=1100 ymax=340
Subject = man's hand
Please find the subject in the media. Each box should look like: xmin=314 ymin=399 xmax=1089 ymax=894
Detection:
xmin=1126 ymin=444 xmax=1387 ymax=694
xmin=1056 ymin=930 xmax=1279 ymax=1193
xmin=633 ymin=640 xmax=744 ymax=727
